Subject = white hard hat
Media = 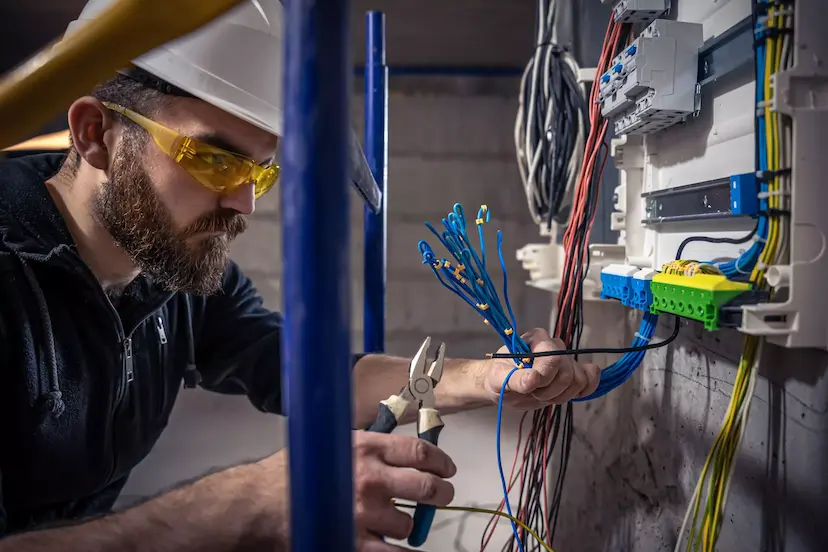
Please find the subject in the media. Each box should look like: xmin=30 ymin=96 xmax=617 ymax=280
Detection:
xmin=64 ymin=0 xmax=285 ymax=137
xmin=62 ymin=0 xmax=381 ymax=212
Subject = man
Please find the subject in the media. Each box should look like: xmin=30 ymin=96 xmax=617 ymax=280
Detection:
xmin=0 ymin=1 xmax=601 ymax=550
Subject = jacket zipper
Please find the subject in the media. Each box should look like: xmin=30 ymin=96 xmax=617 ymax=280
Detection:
xmin=156 ymin=316 xmax=168 ymax=344
xmin=124 ymin=338 xmax=134 ymax=383
xmin=108 ymin=310 xmax=167 ymax=484
xmin=64 ymin=256 xmax=175 ymax=488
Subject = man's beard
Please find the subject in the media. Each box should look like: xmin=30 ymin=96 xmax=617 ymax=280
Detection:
xmin=91 ymin=133 xmax=247 ymax=295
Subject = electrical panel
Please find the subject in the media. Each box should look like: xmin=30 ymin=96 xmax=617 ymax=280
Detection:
xmin=598 ymin=19 xmax=703 ymax=136
xmin=519 ymin=0 xmax=828 ymax=349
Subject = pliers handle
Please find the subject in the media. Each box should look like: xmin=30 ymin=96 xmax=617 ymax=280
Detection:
xmin=366 ymin=337 xmax=446 ymax=547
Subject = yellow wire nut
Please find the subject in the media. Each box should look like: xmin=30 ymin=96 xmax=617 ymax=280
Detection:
xmin=0 ymin=0 xmax=245 ymax=150
xmin=505 ymin=328 xmax=514 ymax=336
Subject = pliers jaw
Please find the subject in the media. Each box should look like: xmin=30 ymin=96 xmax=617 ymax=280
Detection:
xmin=407 ymin=337 xmax=445 ymax=409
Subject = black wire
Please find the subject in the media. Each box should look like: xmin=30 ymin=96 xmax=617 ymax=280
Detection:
xmin=674 ymin=224 xmax=759 ymax=261
xmin=520 ymin=0 xmax=588 ymax=229
xmin=489 ymin=316 xmax=681 ymax=360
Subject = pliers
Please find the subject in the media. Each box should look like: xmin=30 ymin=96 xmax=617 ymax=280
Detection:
xmin=366 ymin=336 xmax=446 ymax=547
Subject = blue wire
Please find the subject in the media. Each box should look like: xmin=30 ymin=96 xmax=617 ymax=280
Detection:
xmin=573 ymin=312 xmax=658 ymax=401
xmin=713 ymin=17 xmax=769 ymax=278
xmin=497 ymin=368 xmax=522 ymax=550
xmin=419 ymin=203 xmax=528 ymax=551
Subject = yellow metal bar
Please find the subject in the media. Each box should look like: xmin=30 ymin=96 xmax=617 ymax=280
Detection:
xmin=0 ymin=0 xmax=243 ymax=150
xmin=3 ymin=130 xmax=70 ymax=152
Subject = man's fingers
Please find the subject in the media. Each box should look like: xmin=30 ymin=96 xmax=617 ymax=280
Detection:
xmin=577 ymin=363 xmax=602 ymax=398
xmin=551 ymin=361 xmax=589 ymax=403
xmin=495 ymin=365 xmax=540 ymax=395
xmin=386 ymin=469 xmax=455 ymax=506
xmin=356 ymin=502 xmax=414 ymax=541
xmin=522 ymin=329 xmax=568 ymax=387
xmin=372 ymin=434 xmax=457 ymax=478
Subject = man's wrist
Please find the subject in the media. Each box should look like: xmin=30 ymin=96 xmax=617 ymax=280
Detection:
xmin=434 ymin=358 xmax=492 ymax=412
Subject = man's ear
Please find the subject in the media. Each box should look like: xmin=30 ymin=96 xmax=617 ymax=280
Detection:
xmin=66 ymin=97 xmax=117 ymax=171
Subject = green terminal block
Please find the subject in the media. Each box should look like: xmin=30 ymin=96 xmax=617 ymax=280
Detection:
xmin=650 ymin=273 xmax=751 ymax=331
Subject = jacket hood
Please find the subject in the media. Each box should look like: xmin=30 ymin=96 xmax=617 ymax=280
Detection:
xmin=0 ymin=153 xmax=79 ymax=266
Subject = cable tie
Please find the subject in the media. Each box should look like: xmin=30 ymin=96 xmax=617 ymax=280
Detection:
xmin=634 ymin=332 xmax=651 ymax=343
xmin=756 ymin=168 xmax=792 ymax=181
xmin=757 ymin=262 xmax=769 ymax=271
xmin=734 ymin=260 xmax=751 ymax=275
xmin=752 ymin=234 xmax=767 ymax=244
xmin=757 ymin=190 xmax=789 ymax=199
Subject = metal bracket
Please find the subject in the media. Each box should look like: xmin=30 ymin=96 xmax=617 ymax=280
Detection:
xmin=694 ymin=15 xmax=754 ymax=115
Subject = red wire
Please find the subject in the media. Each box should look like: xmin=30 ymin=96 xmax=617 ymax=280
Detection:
xmin=491 ymin=15 xmax=627 ymax=552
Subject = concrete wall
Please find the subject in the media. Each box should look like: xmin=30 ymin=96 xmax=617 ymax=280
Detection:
xmin=116 ymin=1 xmax=828 ymax=551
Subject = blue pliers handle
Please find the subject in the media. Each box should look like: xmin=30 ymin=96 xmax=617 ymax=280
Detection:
xmin=366 ymin=337 xmax=446 ymax=548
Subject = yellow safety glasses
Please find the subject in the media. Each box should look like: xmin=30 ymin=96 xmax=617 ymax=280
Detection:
xmin=102 ymin=102 xmax=279 ymax=199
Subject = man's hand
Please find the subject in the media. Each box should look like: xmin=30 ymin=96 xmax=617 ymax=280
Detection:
xmin=353 ymin=431 xmax=456 ymax=551
xmin=477 ymin=327 xmax=601 ymax=408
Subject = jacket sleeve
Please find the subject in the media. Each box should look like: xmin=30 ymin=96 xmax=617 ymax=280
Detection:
xmin=191 ymin=261 xmax=368 ymax=415
xmin=190 ymin=261 xmax=285 ymax=414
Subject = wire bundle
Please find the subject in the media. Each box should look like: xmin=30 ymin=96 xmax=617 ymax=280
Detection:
xmin=573 ymin=312 xmax=658 ymax=401
xmin=494 ymin=16 xmax=633 ymax=551
xmin=418 ymin=202 xmax=681 ymax=551
xmin=419 ymin=203 xmax=536 ymax=551
xmin=675 ymin=2 xmax=792 ymax=550
xmin=515 ymin=0 xmax=590 ymax=229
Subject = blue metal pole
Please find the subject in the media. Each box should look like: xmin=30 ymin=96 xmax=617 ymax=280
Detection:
xmin=363 ymin=10 xmax=388 ymax=354
xmin=281 ymin=0 xmax=354 ymax=550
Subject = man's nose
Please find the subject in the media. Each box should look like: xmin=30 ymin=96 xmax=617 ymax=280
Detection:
xmin=219 ymin=182 xmax=256 ymax=215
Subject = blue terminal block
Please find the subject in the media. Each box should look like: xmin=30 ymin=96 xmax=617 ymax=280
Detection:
xmin=630 ymin=268 xmax=657 ymax=311
xmin=600 ymin=264 xmax=639 ymax=305
xmin=730 ymin=172 xmax=760 ymax=216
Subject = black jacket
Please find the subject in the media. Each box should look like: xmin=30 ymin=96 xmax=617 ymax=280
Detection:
xmin=0 ymin=154 xmax=286 ymax=536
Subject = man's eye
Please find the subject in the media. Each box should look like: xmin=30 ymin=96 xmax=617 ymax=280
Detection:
xmin=198 ymin=153 xmax=232 ymax=168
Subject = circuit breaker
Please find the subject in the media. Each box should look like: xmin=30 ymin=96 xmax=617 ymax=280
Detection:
xmin=605 ymin=0 xmax=669 ymax=24
xmin=598 ymin=19 xmax=703 ymax=136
